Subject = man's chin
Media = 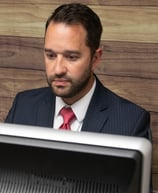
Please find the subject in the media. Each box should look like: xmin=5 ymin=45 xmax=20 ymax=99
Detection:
xmin=50 ymin=87 xmax=70 ymax=97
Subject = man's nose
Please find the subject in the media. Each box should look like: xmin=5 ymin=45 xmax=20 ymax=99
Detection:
xmin=54 ymin=56 xmax=67 ymax=75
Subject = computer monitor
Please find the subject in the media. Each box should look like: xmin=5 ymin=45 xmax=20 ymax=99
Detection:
xmin=0 ymin=123 xmax=152 ymax=193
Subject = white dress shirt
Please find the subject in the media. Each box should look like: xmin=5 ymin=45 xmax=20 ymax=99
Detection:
xmin=53 ymin=79 xmax=96 ymax=131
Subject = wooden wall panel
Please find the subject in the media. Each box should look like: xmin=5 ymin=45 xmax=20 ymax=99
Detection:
xmin=1 ymin=36 xmax=158 ymax=77
xmin=1 ymin=0 xmax=158 ymax=6
xmin=0 ymin=36 xmax=44 ymax=70
xmin=98 ymin=41 xmax=158 ymax=79
xmin=0 ymin=5 xmax=158 ymax=43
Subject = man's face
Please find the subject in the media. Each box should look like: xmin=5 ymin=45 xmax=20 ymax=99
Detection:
xmin=44 ymin=22 xmax=101 ymax=104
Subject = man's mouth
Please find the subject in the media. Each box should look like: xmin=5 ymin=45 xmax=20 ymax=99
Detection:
xmin=53 ymin=79 xmax=70 ymax=87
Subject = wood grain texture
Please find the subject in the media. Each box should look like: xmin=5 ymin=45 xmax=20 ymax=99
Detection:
xmin=0 ymin=36 xmax=44 ymax=70
xmin=1 ymin=0 xmax=158 ymax=6
xmin=98 ymin=41 xmax=158 ymax=79
xmin=1 ymin=36 xmax=158 ymax=78
xmin=0 ymin=5 xmax=158 ymax=42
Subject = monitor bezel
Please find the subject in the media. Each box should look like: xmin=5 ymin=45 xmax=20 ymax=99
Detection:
xmin=0 ymin=123 xmax=152 ymax=193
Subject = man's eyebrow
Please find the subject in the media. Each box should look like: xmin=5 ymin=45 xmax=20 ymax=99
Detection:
xmin=64 ymin=50 xmax=81 ymax=55
xmin=44 ymin=48 xmax=81 ymax=55
xmin=44 ymin=48 xmax=53 ymax=53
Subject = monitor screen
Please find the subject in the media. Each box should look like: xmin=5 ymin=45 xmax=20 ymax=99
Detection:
xmin=0 ymin=123 xmax=152 ymax=193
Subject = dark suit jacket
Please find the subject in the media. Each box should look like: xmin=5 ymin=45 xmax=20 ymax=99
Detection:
xmin=5 ymin=77 xmax=150 ymax=139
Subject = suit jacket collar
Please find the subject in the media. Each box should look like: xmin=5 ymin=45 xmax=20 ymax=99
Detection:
xmin=81 ymin=77 xmax=109 ymax=133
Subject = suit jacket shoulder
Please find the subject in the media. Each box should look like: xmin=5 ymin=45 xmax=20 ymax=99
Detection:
xmin=5 ymin=87 xmax=55 ymax=127
xmin=81 ymin=77 xmax=150 ymax=139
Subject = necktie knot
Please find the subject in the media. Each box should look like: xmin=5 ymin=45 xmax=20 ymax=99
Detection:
xmin=59 ymin=107 xmax=75 ymax=130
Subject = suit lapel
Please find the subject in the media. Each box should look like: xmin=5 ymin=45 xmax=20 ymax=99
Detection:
xmin=81 ymin=106 xmax=108 ymax=133
xmin=81 ymin=78 xmax=109 ymax=133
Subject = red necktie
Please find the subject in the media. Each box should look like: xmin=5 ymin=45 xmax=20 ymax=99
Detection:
xmin=59 ymin=107 xmax=75 ymax=130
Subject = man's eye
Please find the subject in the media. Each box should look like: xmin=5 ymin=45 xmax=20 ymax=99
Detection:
xmin=46 ymin=53 xmax=56 ymax=59
xmin=66 ymin=54 xmax=79 ymax=61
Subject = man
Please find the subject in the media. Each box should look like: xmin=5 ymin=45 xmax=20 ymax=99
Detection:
xmin=5 ymin=3 xmax=151 ymax=139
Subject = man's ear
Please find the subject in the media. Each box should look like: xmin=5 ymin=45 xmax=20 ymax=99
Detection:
xmin=92 ymin=48 xmax=102 ymax=71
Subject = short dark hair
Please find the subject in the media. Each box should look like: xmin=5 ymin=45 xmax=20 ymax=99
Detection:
xmin=45 ymin=3 xmax=103 ymax=55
